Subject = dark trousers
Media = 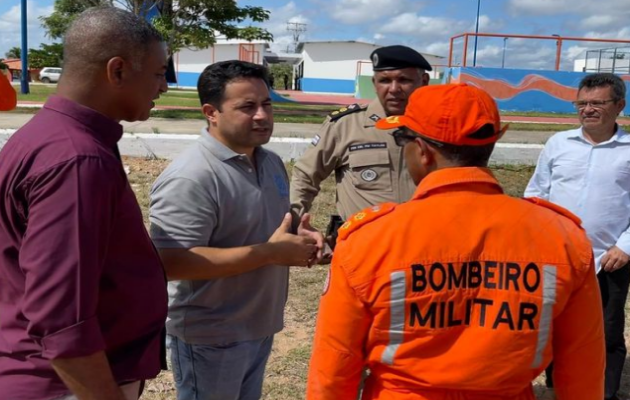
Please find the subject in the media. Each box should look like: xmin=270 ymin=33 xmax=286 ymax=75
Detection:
xmin=546 ymin=265 xmax=630 ymax=399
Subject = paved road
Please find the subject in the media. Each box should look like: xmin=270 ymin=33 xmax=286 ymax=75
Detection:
xmin=0 ymin=129 xmax=544 ymax=165
xmin=0 ymin=113 xmax=551 ymax=165
xmin=0 ymin=113 xmax=555 ymax=141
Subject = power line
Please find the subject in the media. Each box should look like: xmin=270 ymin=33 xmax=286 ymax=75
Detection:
xmin=286 ymin=22 xmax=307 ymax=53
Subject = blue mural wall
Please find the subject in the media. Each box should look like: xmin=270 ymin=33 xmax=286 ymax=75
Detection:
xmin=444 ymin=67 xmax=630 ymax=114
xmin=300 ymin=78 xmax=355 ymax=94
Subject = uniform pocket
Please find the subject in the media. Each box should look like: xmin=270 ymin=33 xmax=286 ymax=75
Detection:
xmin=348 ymin=149 xmax=392 ymax=191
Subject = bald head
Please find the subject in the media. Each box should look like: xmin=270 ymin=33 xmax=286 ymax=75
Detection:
xmin=63 ymin=6 xmax=163 ymax=77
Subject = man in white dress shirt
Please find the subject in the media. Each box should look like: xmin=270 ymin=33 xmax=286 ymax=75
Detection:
xmin=525 ymin=73 xmax=629 ymax=400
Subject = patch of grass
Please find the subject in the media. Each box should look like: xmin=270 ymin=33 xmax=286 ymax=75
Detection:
xmin=154 ymin=96 xmax=199 ymax=108
xmin=5 ymin=107 xmax=41 ymax=114
xmin=149 ymin=109 xmax=204 ymax=119
xmin=507 ymin=123 xmax=580 ymax=131
xmin=502 ymin=111 xmax=576 ymax=118
xmin=149 ymin=108 xmax=326 ymax=124
xmin=15 ymin=85 xmax=56 ymax=102
xmin=491 ymin=165 xmax=536 ymax=197
xmin=124 ymin=157 xmax=170 ymax=224
xmin=273 ymin=115 xmax=327 ymax=124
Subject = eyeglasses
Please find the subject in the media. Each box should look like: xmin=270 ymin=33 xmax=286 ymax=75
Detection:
xmin=571 ymin=99 xmax=617 ymax=110
xmin=391 ymin=129 xmax=445 ymax=148
xmin=391 ymin=129 xmax=420 ymax=146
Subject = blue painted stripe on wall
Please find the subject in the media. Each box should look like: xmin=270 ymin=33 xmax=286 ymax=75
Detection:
xmin=301 ymin=78 xmax=355 ymax=94
xmin=175 ymin=71 xmax=200 ymax=87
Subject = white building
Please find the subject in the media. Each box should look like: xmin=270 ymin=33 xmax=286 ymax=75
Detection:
xmin=292 ymin=41 xmax=380 ymax=95
xmin=171 ymin=38 xmax=446 ymax=97
xmin=294 ymin=41 xmax=445 ymax=96
xmin=173 ymin=38 xmax=267 ymax=88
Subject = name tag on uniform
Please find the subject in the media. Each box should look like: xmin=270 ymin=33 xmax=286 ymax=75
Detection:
xmin=349 ymin=142 xmax=387 ymax=152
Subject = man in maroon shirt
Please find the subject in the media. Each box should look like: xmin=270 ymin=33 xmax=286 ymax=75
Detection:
xmin=0 ymin=7 xmax=169 ymax=400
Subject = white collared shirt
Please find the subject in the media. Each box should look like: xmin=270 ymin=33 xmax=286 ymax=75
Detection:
xmin=525 ymin=125 xmax=630 ymax=273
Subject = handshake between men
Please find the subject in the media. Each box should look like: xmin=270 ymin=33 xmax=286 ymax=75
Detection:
xmin=268 ymin=213 xmax=324 ymax=267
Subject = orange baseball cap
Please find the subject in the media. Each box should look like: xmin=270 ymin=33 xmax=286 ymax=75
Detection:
xmin=375 ymin=83 xmax=508 ymax=146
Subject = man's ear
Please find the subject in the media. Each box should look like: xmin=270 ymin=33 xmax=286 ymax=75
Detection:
xmin=415 ymin=137 xmax=435 ymax=167
xmin=202 ymin=103 xmax=220 ymax=124
xmin=616 ymin=98 xmax=627 ymax=116
xmin=106 ymin=57 xmax=126 ymax=86
xmin=422 ymin=72 xmax=430 ymax=86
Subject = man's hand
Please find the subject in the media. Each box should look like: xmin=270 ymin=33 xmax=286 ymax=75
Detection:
xmin=51 ymin=352 xmax=128 ymax=400
xmin=297 ymin=213 xmax=325 ymax=265
xmin=316 ymin=237 xmax=335 ymax=265
xmin=268 ymin=213 xmax=318 ymax=267
xmin=601 ymin=246 xmax=630 ymax=272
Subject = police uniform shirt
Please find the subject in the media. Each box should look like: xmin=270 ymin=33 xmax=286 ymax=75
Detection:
xmin=290 ymin=99 xmax=416 ymax=221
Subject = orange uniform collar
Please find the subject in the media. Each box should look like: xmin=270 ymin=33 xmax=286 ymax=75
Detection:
xmin=412 ymin=167 xmax=503 ymax=200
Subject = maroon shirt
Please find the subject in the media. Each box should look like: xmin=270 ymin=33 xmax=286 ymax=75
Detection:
xmin=0 ymin=96 xmax=168 ymax=399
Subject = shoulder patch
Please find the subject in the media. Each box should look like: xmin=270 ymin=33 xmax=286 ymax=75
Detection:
xmin=337 ymin=202 xmax=397 ymax=241
xmin=328 ymin=103 xmax=366 ymax=122
xmin=523 ymin=197 xmax=582 ymax=227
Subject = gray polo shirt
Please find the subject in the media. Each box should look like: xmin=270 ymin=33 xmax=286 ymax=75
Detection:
xmin=149 ymin=128 xmax=290 ymax=344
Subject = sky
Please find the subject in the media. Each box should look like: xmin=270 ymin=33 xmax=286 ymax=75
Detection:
xmin=1 ymin=0 xmax=630 ymax=71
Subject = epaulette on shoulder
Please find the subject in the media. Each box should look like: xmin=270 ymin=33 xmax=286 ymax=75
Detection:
xmin=337 ymin=202 xmax=397 ymax=241
xmin=523 ymin=197 xmax=582 ymax=227
xmin=328 ymin=103 xmax=367 ymax=122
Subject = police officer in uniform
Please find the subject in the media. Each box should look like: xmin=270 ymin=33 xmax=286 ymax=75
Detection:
xmin=290 ymin=45 xmax=431 ymax=247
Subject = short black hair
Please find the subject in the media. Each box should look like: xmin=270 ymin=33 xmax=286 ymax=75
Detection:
xmin=579 ymin=73 xmax=626 ymax=101
xmin=434 ymin=141 xmax=495 ymax=167
xmin=197 ymin=61 xmax=269 ymax=109
xmin=410 ymin=124 xmax=496 ymax=167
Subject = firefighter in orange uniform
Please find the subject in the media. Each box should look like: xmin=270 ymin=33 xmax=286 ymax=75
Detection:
xmin=306 ymin=83 xmax=605 ymax=400
xmin=0 ymin=67 xmax=17 ymax=111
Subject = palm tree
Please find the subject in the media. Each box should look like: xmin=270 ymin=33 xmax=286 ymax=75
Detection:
xmin=5 ymin=47 xmax=21 ymax=60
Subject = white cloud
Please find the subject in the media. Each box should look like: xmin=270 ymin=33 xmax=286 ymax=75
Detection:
xmin=425 ymin=42 xmax=450 ymax=57
xmin=508 ymin=0 xmax=630 ymax=34
xmin=330 ymin=0 xmax=408 ymax=24
xmin=469 ymin=15 xmax=493 ymax=32
xmin=0 ymin=1 xmax=54 ymax=59
xmin=508 ymin=0 xmax=575 ymax=15
xmin=566 ymin=45 xmax=588 ymax=61
xmin=581 ymin=15 xmax=617 ymax=30
xmin=379 ymin=13 xmax=468 ymax=38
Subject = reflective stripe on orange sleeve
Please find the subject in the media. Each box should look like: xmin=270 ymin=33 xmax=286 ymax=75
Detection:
xmin=381 ymin=271 xmax=407 ymax=365
xmin=532 ymin=265 xmax=557 ymax=368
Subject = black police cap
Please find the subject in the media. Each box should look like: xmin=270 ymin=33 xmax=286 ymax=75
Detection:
xmin=370 ymin=45 xmax=432 ymax=72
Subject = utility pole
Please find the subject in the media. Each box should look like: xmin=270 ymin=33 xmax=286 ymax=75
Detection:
xmin=21 ymin=0 xmax=30 ymax=94
xmin=286 ymin=22 xmax=307 ymax=53
xmin=473 ymin=0 xmax=481 ymax=67
xmin=501 ymin=37 xmax=508 ymax=68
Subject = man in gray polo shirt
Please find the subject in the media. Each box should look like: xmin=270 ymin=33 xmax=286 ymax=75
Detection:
xmin=149 ymin=60 xmax=323 ymax=400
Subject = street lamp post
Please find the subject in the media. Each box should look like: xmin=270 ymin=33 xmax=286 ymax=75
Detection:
xmin=501 ymin=37 xmax=508 ymax=68
xmin=473 ymin=0 xmax=481 ymax=67
xmin=20 ymin=0 xmax=29 ymax=94
xmin=552 ymin=34 xmax=562 ymax=71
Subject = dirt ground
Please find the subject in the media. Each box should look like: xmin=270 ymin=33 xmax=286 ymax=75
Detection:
xmin=124 ymin=157 xmax=626 ymax=400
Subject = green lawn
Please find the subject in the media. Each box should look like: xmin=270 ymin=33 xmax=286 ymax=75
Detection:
xmin=15 ymin=84 xmax=630 ymax=132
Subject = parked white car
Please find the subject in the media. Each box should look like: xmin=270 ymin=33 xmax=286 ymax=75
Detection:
xmin=39 ymin=67 xmax=62 ymax=83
